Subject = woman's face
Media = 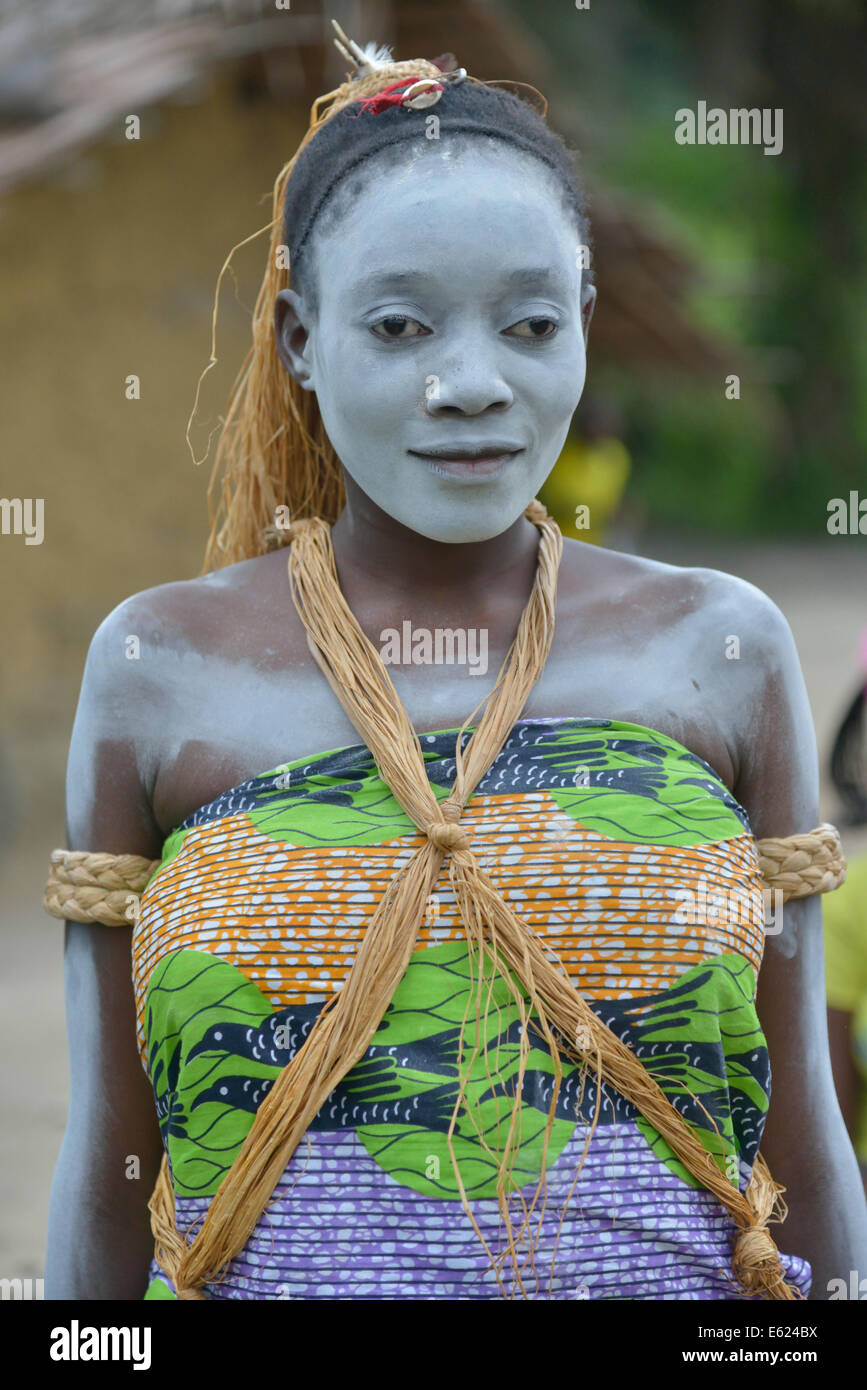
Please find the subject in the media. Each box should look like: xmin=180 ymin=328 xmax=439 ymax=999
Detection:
xmin=275 ymin=142 xmax=595 ymax=544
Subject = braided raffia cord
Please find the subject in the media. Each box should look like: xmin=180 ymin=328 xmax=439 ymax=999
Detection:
xmin=43 ymin=848 xmax=160 ymax=926
xmin=757 ymin=822 xmax=846 ymax=900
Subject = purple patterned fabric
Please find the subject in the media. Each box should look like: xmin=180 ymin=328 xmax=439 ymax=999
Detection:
xmin=148 ymin=1127 xmax=810 ymax=1301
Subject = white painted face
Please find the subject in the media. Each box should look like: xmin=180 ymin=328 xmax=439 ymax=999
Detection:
xmin=276 ymin=141 xmax=595 ymax=543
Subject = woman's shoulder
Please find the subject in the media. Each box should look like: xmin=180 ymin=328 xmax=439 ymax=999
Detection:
xmin=76 ymin=548 xmax=298 ymax=768
xmin=560 ymin=535 xmax=792 ymax=646
xmin=69 ymin=550 xmax=300 ymax=851
xmin=87 ymin=548 xmax=295 ymax=669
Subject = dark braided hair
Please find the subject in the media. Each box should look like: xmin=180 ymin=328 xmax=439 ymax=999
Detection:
xmin=830 ymin=683 xmax=867 ymax=825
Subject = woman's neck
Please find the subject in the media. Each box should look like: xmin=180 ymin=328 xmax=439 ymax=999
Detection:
xmin=330 ymin=474 xmax=543 ymax=608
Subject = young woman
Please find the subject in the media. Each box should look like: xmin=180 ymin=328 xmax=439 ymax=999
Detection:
xmin=45 ymin=31 xmax=867 ymax=1300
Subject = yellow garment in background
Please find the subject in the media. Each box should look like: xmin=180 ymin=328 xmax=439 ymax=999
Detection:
xmin=539 ymin=437 xmax=631 ymax=544
xmin=824 ymin=850 xmax=867 ymax=1161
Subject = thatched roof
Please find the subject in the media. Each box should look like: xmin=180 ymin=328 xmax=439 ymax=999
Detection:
xmin=0 ymin=0 xmax=732 ymax=374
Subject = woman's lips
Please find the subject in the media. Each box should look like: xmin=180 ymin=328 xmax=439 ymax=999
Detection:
xmin=410 ymin=450 xmax=523 ymax=482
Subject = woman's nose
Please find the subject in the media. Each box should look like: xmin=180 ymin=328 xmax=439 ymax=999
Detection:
xmin=423 ymin=344 xmax=514 ymax=416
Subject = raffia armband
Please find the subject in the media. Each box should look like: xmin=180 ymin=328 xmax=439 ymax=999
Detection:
xmin=754 ymin=822 xmax=847 ymax=900
xmin=43 ymin=848 xmax=161 ymax=926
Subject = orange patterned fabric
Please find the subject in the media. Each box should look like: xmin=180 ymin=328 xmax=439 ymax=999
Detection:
xmin=134 ymin=788 xmax=765 ymax=1071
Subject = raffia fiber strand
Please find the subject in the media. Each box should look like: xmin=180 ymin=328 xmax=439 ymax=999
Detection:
xmin=195 ymin=57 xmax=451 ymax=574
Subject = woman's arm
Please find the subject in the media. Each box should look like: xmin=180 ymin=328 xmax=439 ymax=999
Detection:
xmin=46 ymin=923 xmax=165 ymax=1298
xmin=827 ymin=1006 xmax=860 ymax=1136
xmin=727 ymin=581 xmax=867 ymax=1298
xmin=45 ymin=601 xmax=166 ymax=1299
xmin=826 ymin=1005 xmax=867 ymax=1194
xmin=755 ymin=896 xmax=866 ymax=1296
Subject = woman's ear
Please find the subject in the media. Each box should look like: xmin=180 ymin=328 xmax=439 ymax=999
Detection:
xmin=580 ymin=282 xmax=597 ymax=346
xmin=274 ymin=288 xmax=316 ymax=391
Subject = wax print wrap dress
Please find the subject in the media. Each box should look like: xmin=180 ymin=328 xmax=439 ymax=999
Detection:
xmin=132 ymin=715 xmax=811 ymax=1300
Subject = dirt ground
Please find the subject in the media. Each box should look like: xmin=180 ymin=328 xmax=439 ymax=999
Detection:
xmin=2 ymin=530 xmax=866 ymax=1285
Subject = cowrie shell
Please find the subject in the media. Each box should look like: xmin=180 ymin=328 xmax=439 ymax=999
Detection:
xmin=402 ymin=80 xmax=443 ymax=110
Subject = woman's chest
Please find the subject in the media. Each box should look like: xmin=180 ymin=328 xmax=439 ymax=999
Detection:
xmin=151 ymin=607 xmax=738 ymax=837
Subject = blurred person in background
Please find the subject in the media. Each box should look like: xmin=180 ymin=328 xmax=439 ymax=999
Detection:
xmin=826 ymin=629 xmax=867 ymax=1192
xmin=538 ymin=395 xmax=635 ymax=548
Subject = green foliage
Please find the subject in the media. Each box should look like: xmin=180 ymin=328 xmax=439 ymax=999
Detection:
xmin=606 ymin=376 xmax=775 ymax=535
xmin=508 ymin=0 xmax=867 ymax=536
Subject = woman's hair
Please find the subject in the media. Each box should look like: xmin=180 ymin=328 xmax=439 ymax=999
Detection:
xmin=195 ymin=67 xmax=593 ymax=572
xmin=829 ymin=626 xmax=867 ymax=824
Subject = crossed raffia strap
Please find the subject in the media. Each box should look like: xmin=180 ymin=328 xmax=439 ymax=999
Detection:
xmin=147 ymin=505 xmax=844 ymax=1301
xmin=42 ymin=502 xmax=848 ymax=1303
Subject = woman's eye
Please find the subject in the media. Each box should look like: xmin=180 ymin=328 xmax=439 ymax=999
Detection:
xmin=369 ymin=315 xmax=429 ymax=340
xmin=507 ymin=316 xmax=558 ymax=340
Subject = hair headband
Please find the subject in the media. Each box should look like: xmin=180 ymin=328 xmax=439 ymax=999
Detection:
xmin=282 ymin=30 xmax=585 ymax=271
